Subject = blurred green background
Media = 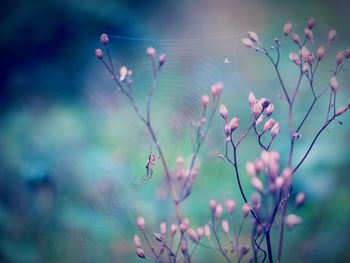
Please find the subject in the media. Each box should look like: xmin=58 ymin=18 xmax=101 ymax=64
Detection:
xmin=1 ymin=0 xmax=350 ymax=262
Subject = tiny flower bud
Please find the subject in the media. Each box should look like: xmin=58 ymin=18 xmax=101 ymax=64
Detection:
xmin=295 ymin=192 xmax=306 ymax=207
xmin=302 ymin=63 xmax=310 ymax=73
xmin=224 ymin=123 xmax=231 ymax=136
xmin=201 ymin=95 xmax=210 ymax=108
xmin=263 ymin=118 xmax=276 ymax=132
xmin=100 ymin=33 xmax=109 ymax=44
xmin=181 ymin=240 xmax=188 ymax=254
xmin=308 ymin=53 xmax=315 ymax=65
xmin=291 ymin=33 xmax=300 ymax=45
xmin=179 ymin=222 xmax=187 ymax=233
xmin=283 ymin=22 xmax=293 ymax=36
xmin=275 ymin=177 xmax=284 ymax=189
xmin=226 ymin=199 xmax=236 ymax=214
xmin=242 ymin=203 xmax=251 ymax=217
xmin=251 ymin=192 xmax=261 ymax=210
xmin=229 ymin=117 xmax=239 ymax=131
xmin=285 ymin=214 xmax=302 ymax=230
xmin=136 ymin=248 xmax=146 ymax=258
xmin=134 ymin=234 xmax=141 ymax=248
xmin=176 ymin=156 xmax=184 ymax=167
xmin=170 ymin=224 xmax=178 ymax=236
xmin=159 ymin=53 xmax=166 ymax=66
xmin=317 ymin=46 xmax=326 ymax=60
xmin=220 ymin=105 xmax=228 ymax=119
xmin=254 ymin=159 xmax=264 ymax=173
xmin=265 ymin=103 xmax=274 ymax=117
xmin=336 ymin=51 xmax=344 ymax=66
xmin=335 ymin=106 xmax=348 ymax=116
xmin=248 ymin=92 xmax=256 ymax=106
xmin=242 ymin=38 xmax=254 ymax=48
xmin=282 ymin=167 xmax=293 ymax=185
xmin=252 ymin=102 xmax=263 ymax=119
xmin=289 ymin=53 xmax=301 ymax=65
xmin=196 ymin=227 xmax=204 ymax=239
xmin=216 ymin=81 xmax=224 ymax=94
xmin=211 ymin=85 xmax=218 ymax=97
xmin=301 ymin=47 xmax=310 ymax=62
xmin=204 ymin=225 xmax=211 ymax=237
xmin=147 ymin=47 xmax=156 ymax=58
xmin=215 ymin=204 xmax=223 ymax=219
xmin=345 ymin=47 xmax=350 ymax=59
xmin=137 ymin=217 xmax=145 ymax=230
xmin=330 ymin=76 xmax=338 ymax=92
xmin=327 ymin=30 xmax=336 ymax=42
xmin=307 ymin=17 xmax=316 ymax=29
xmin=304 ymin=28 xmax=313 ymax=41
xmin=188 ymin=229 xmax=198 ymax=243
xmin=200 ymin=117 xmax=206 ymax=125
xmin=119 ymin=66 xmax=128 ymax=81
xmin=246 ymin=162 xmax=256 ymax=177
xmin=271 ymin=122 xmax=280 ymax=138
xmin=260 ymin=98 xmax=270 ymax=108
xmin=251 ymin=177 xmax=264 ymax=192
xmin=248 ymin=31 xmax=260 ymax=43
xmin=95 ymin=48 xmax=103 ymax=59
xmin=221 ymin=220 xmax=229 ymax=234
xmin=292 ymin=132 xmax=302 ymax=141
xmin=209 ymin=199 xmax=218 ymax=213
xmin=160 ymin=222 xmax=167 ymax=234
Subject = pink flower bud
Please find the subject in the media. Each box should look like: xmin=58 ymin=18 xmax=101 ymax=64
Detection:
xmin=95 ymin=48 xmax=103 ymax=59
xmin=302 ymin=63 xmax=310 ymax=73
xmin=160 ymin=222 xmax=167 ymax=234
xmin=176 ymin=156 xmax=184 ymax=167
xmin=285 ymin=214 xmax=302 ymax=230
xmin=170 ymin=224 xmax=178 ymax=236
xmin=307 ymin=17 xmax=316 ymax=29
xmin=159 ymin=53 xmax=166 ymax=66
xmin=335 ymin=106 xmax=348 ymax=116
xmin=330 ymin=76 xmax=338 ymax=92
xmin=271 ymin=122 xmax=280 ymax=138
xmin=254 ymin=159 xmax=264 ymax=173
xmin=289 ymin=53 xmax=301 ymax=65
xmin=209 ymin=199 xmax=218 ymax=213
xmin=251 ymin=192 xmax=261 ymax=210
xmin=260 ymin=98 xmax=270 ymax=108
xmin=265 ymin=103 xmax=274 ymax=117
xmin=221 ymin=220 xmax=229 ymax=234
xmin=134 ymin=234 xmax=141 ymax=248
xmin=242 ymin=203 xmax=251 ymax=218
xmin=304 ymin=28 xmax=313 ymax=41
xmin=275 ymin=177 xmax=284 ymax=189
xmin=119 ymin=66 xmax=128 ymax=81
xmin=179 ymin=222 xmax=188 ymax=233
xmin=137 ymin=217 xmax=145 ymax=230
xmin=181 ymin=240 xmax=188 ymax=254
xmin=291 ymin=33 xmax=300 ymax=45
xmin=252 ymin=102 xmax=263 ymax=119
xmin=308 ymin=53 xmax=315 ymax=65
xmin=345 ymin=47 xmax=350 ymax=59
xmin=147 ymin=47 xmax=156 ymax=58
xmin=317 ymin=46 xmax=326 ymax=60
xmin=283 ymin=22 xmax=293 ymax=36
xmin=248 ymin=31 xmax=260 ymax=43
xmin=242 ymin=38 xmax=254 ymax=48
xmin=248 ymin=92 xmax=256 ymax=106
xmin=204 ymin=225 xmax=211 ymax=237
xmin=224 ymin=123 xmax=231 ymax=136
xmin=229 ymin=117 xmax=239 ymax=131
xmin=136 ymin=248 xmax=146 ymax=258
xmin=100 ymin=33 xmax=109 ymax=44
xmin=336 ymin=51 xmax=344 ymax=66
xmin=226 ymin=199 xmax=236 ymax=214
xmin=261 ymin=151 xmax=270 ymax=165
xmin=201 ymin=95 xmax=210 ymax=108
xmin=327 ymin=30 xmax=336 ymax=42
xmin=188 ymin=229 xmax=198 ymax=243
xmin=251 ymin=177 xmax=264 ymax=192
xmin=216 ymin=81 xmax=224 ymax=94
xmin=215 ymin=204 xmax=223 ymax=219
xmin=282 ymin=167 xmax=293 ymax=185
xmin=246 ymin=162 xmax=256 ymax=177
xmin=263 ymin=118 xmax=276 ymax=132
xmin=211 ymin=85 xmax=218 ymax=97
xmin=295 ymin=192 xmax=306 ymax=207
xmin=196 ymin=227 xmax=204 ymax=239
xmin=301 ymin=47 xmax=310 ymax=62
xmin=220 ymin=105 xmax=228 ymax=119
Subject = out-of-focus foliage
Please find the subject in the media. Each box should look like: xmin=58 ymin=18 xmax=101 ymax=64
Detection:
xmin=1 ymin=0 xmax=350 ymax=262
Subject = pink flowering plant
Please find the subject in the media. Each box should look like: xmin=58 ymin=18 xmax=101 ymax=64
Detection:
xmin=96 ymin=17 xmax=349 ymax=263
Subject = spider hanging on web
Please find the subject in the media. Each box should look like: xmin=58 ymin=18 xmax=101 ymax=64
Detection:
xmin=137 ymin=147 xmax=160 ymax=185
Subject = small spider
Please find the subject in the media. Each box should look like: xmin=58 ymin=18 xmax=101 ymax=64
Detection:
xmin=139 ymin=151 xmax=159 ymax=184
